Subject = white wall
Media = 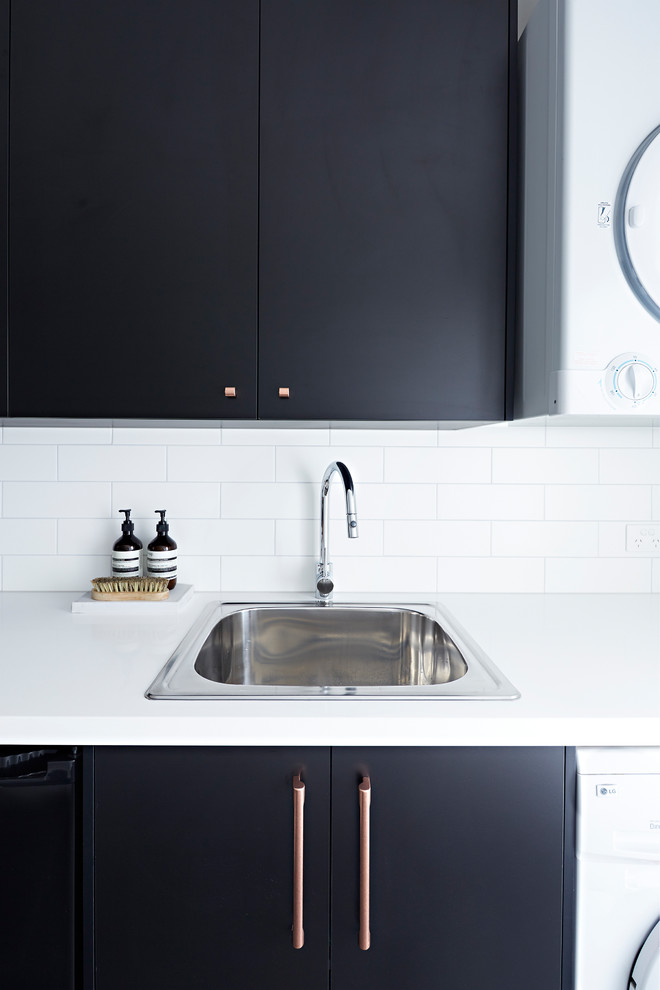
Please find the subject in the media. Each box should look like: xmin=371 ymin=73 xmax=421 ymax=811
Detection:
xmin=0 ymin=421 xmax=657 ymax=594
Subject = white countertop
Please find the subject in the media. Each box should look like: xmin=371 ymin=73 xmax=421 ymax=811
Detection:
xmin=0 ymin=591 xmax=658 ymax=746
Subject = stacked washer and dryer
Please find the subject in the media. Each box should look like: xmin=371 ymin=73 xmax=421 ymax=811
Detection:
xmin=521 ymin=4 xmax=660 ymax=985
xmin=576 ymin=749 xmax=660 ymax=990
xmin=519 ymin=0 xmax=660 ymax=416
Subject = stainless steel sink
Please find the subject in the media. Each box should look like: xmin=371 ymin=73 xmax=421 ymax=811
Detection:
xmin=146 ymin=601 xmax=519 ymax=700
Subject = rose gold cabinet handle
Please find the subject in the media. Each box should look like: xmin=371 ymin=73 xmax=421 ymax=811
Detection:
xmin=359 ymin=776 xmax=371 ymax=950
xmin=292 ymin=773 xmax=305 ymax=949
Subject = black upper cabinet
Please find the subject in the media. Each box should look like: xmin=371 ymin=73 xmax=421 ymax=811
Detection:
xmin=6 ymin=0 xmax=514 ymax=422
xmin=9 ymin=0 xmax=258 ymax=419
xmin=259 ymin=0 xmax=514 ymax=421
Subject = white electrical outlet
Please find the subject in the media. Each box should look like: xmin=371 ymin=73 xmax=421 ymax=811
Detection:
xmin=626 ymin=524 xmax=660 ymax=553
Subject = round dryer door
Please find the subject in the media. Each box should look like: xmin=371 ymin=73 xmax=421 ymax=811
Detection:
xmin=615 ymin=124 xmax=660 ymax=323
xmin=629 ymin=919 xmax=660 ymax=990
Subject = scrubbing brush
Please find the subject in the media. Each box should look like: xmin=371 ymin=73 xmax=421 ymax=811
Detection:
xmin=90 ymin=576 xmax=169 ymax=601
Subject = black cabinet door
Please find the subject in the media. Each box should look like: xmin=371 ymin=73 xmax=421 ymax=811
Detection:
xmin=94 ymin=747 xmax=330 ymax=990
xmin=330 ymin=747 xmax=565 ymax=990
xmin=9 ymin=1 xmax=258 ymax=419
xmin=259 ymin=0 xmax=514 ymax=422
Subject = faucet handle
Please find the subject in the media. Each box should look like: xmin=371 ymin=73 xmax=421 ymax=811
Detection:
xmin=316 ymin=576 xmax=334 ymax=597
xmin=315 ymin=562 xmax=334 ymax=601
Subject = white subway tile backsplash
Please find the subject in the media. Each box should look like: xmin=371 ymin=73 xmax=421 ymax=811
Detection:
xmin=332 ymin=556 xmax=437 ymax=594
xmin=222 ymin=555 xmax=312 ymax=592
xmin=545 ymin=558 xmax=653 ymax=594
xmin=385 ymin=447 xmax=491 ymax=483
xmin=437 ymin=484 xmax=544 ymax=520
xmin=436 ymin=557 xmax=545 ymax=593
xmin=547 ymin=426 xmax=653 ymax=448
xmin=276 ymin=519 xmax=383 ymax=557
xmin=493 ymin=448 xmax=599 ymax=484
xmin=223 ymin=428 xmax=330 ymax=446
xmin=358 ymin=483 xmax=437 ymax=520
xmin=0 ymin=519 xmax=58 ymax=555
xmin=111 ymin=483 xmax=220 ymax=519
xmin=0 ymin=423 xmax=655 ymax=594
xmin=3 ymin=426 xmax=112 ymax=444
xmin=2 ymin=554 xmax=108 ymax=591
xmin=598 ymin=522 xmax=634 ymax=559
xmin=384 ymin=520 xmax=490 ymax=557
xmin=4 ymin=482 xmax=111 ymax=517
xmin=168 ymin=446 xmax=275 ymax=483
xmin=0 ymin=445 xmax=57 ymax=480
xmin=59 ymin=445 xmax=166 ymax=482
xmin=58 ymin=517 xmax=135 ymax=557
xmin=222 ymin=482 xmax=316 ymax=520
xmin=275 ymin=446 xmax=383 ymax=483
xmin=114 ymin=427 xmax=221 ymax=445
xmin=177 ymin=555 xmax=222 ymax=591
xmin=492 ymin=521 xmax=598 ymax=557
xmin=599 ymin=449 xmax=660 ymax=486
xmin=175 ymin=519 xmax=275 ymax=556
xmin=330 ymin=428 xmax=436 ymax=447
xmin=545 ymin=485 xmax=651 ymax=520
xmin=437 ymin=423 xmax=546 ymax=447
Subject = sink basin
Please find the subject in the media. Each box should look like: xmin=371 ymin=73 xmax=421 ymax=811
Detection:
xmin=146 ymin=602 xmax=519 ymax=700
xmin=195 ymin=606 xmax=468 ymax=687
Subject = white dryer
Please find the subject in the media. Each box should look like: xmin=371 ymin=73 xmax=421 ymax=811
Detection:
xmin=575 ymin=748 xmax=660 ymax=990
xmin=518 ymin=0 xmax=660 ymax=416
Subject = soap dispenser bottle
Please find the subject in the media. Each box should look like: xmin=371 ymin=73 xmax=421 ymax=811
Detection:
xmin=112 ymin=509 xmax=143 ymax=578
xmin=146 ymin=510 xmax=178 ymax=589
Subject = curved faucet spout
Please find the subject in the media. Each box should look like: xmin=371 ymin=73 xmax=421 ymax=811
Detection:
xmin=316 ymin=461 xmax=358 ymax=602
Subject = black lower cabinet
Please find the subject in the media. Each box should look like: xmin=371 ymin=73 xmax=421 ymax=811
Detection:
xmin=330 ymin=748 xmax=566 ymax=990
xmin=93 ymin=746 xmax=566 ymax=990
xmin=93 ymin=747 xmax=331 ymax=990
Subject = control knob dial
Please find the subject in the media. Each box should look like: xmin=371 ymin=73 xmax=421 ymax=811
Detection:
xmin=604 ymin=353 xmax=657 ymax=408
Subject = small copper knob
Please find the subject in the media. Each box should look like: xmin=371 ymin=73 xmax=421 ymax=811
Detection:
xmin=279 ymin=387 xmax=290 ymax=398
xmin=224 ymin=386 xmax=236 ymax=398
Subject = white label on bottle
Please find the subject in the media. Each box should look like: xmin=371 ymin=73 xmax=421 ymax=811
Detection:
xmin=146 ymin=550 xmax=178 ymax=580
xmin=112 ymin=549 xmax=142 ymax=576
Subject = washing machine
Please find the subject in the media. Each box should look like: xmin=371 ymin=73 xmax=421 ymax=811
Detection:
xmin=518 ymin=0 xmax=660 ymax=416
xmin=575 ymin=748 xmax=660 ymax=989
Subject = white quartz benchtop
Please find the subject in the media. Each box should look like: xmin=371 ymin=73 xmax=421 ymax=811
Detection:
xmin=0 ymin=591 xmax=657 ymax=746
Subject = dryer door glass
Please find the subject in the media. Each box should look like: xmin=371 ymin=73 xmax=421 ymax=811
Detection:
xmin=629 ymin=919 xmax=660 ymax=990
xmin=615 ymin=125 xmax=660 ymax=323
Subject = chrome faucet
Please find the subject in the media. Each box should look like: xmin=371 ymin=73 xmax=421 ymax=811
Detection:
xmin=315 ymin=461 xmax=358 ymax=603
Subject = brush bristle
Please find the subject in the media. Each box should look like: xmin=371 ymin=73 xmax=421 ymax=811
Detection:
xmin=91 ymin=577 xmax=169 ymax=594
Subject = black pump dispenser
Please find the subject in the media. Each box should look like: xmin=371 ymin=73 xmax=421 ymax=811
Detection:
xmin=120 ymin=509 xmax=136 ymax=537
xmin=112 ymin=509 xmax=143 ymax=578
xmin=155 ymin=510 xmax=169 ymax=537
xmin=146 ymin=510 xmax=178 ymax=589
